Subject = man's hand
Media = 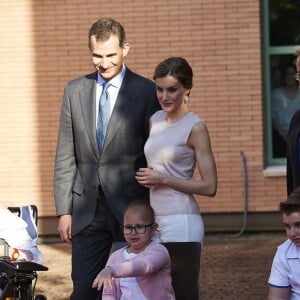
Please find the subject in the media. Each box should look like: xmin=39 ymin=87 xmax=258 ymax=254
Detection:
xmin=57 ymin=214 xmax=72 ymax=244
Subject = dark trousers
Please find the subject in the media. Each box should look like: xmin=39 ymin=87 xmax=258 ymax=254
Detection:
xmin=163 ymin=242 xmax=201 ymax=300
xmin=71 ymin=191 xmax=124 ymax=300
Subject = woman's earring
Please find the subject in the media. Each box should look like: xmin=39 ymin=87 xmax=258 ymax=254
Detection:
xmin=184 ymin=94 xmax=189 ymax=102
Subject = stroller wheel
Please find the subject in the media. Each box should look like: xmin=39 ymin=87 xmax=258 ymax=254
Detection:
xmin=35 ymin=294 xmax=47 ymax=300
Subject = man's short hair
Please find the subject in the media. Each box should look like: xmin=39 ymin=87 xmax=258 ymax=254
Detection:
xmin=88 ymin=18 xmax=126 ymax=48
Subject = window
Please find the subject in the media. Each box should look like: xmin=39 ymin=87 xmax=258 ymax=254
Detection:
xmin=263 ymin=0 xmax=300 ymax=166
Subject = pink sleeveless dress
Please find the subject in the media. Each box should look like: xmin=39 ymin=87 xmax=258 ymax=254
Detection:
xmin=144 ymin=111 xmax=204 ymax=244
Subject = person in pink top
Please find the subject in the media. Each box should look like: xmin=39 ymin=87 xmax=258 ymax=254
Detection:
xmin=136 ymin=57 xmax=218 ymax=299
xmin=92 ymin=200 xmax=175 ymax=300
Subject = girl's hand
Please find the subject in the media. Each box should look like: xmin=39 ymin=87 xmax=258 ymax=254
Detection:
xmin=92 ymin=267 xmax=113 ymax=291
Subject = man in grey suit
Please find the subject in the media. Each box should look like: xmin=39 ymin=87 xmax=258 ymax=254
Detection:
xmin=54 ymin=18 xmax=160 ymax=299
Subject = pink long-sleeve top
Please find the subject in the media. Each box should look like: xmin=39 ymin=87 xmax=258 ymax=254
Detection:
xmin=102 ymin=241 xmax=175 ymax=300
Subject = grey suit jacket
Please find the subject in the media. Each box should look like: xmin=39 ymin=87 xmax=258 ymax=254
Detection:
xmin=54 ymin=68 xmax=160 ymax=235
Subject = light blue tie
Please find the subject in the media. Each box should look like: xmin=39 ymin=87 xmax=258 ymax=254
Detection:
xmin=97 ymin=82 xmax=111 ymax=150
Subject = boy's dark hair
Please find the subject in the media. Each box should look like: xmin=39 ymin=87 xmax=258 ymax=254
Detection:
xmin=280 ymin=187 xmax=300 ymax=215
xmin=124 ymin=200 xmax=155 ymax=223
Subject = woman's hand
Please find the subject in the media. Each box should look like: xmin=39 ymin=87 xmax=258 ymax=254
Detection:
xmin=135 ymin=167 xmax=166 ymax=188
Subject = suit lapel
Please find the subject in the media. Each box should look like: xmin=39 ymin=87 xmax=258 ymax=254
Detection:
xmin=79 ymin=72 xmax=99 ymax=158
xmin=103 ymin=70 xmax=136 ymax=151
xmin=81 ymin=69 xmax=137 ymax=154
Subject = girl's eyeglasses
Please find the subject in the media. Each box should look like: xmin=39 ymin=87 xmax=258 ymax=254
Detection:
xmin=122 ymin=223 xmax=154 ymax=234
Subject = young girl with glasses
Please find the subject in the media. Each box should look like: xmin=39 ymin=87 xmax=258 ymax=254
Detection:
xmin=92 ymin=200 xmax=175 ymax=299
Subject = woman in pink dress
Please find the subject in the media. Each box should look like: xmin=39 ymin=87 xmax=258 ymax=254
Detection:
xmin=136 ymin=57 xmax=217 ymax=300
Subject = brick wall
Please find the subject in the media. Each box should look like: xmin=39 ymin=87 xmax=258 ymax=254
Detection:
xmin=0 ymin=1 xmax=286 ymax=225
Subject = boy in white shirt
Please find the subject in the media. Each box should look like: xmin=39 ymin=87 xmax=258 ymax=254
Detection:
xmin=268 ymin=188 xmax=300 ymax=299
